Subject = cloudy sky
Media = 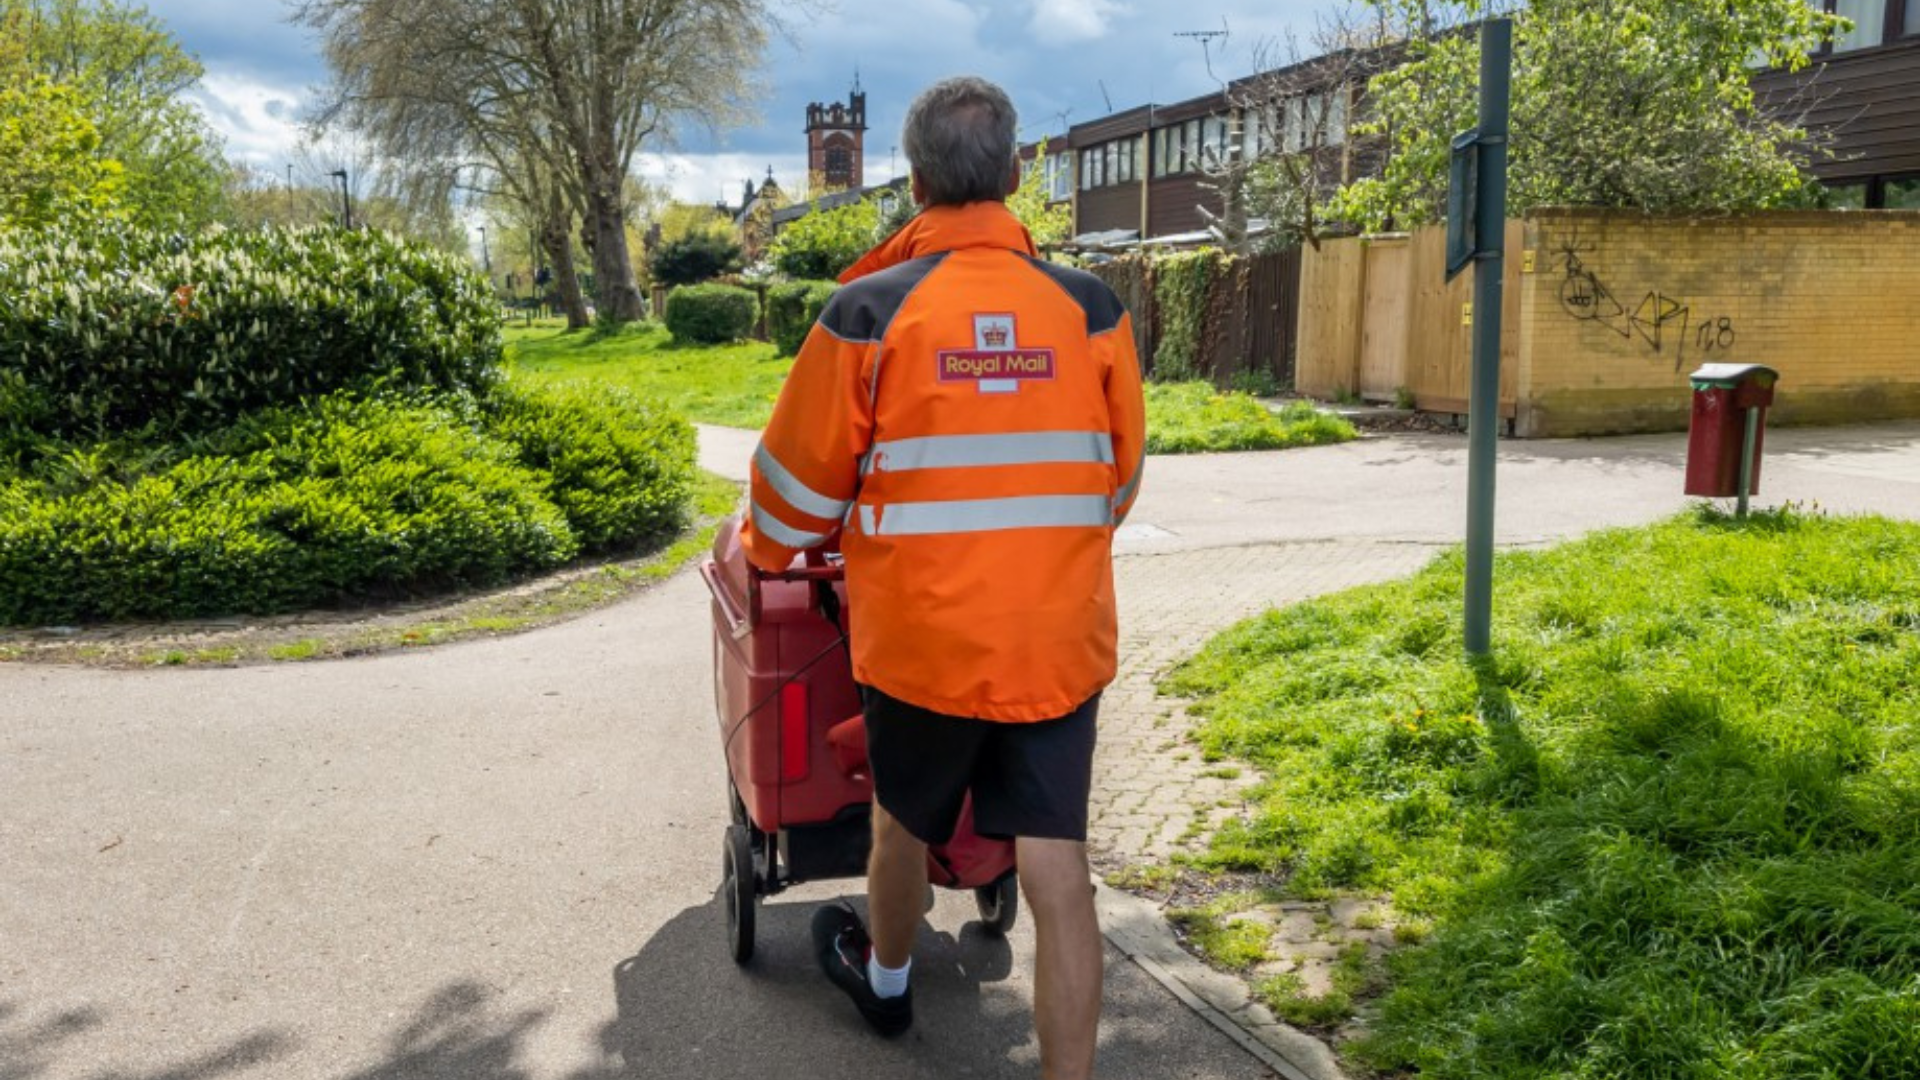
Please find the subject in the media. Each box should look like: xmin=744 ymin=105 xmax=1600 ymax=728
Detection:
xmin=149 ymin=0 xmax=1324 ymax=206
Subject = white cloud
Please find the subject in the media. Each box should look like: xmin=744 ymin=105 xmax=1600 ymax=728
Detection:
xmin=189 ymin=70 xmax=312 ymax=168
xmin=634 ymin=152 xmax=814 ymax=207
xmin=1028 ymin=0 xmax=1126 ymax=45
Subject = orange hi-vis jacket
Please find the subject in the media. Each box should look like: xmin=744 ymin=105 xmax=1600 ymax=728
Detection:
xmin=741 ymin=201 xmax=1147 ymax=723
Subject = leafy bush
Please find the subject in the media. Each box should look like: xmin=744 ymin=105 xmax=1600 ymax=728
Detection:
xmin=0 ymin=222 xmax=500 ymax=450
xmin=0 ymin=385 xmax=699 ymax=624
xmin=664 ymin=283 xmax=757 ymax=345
xmin=0 ymin=396 xmax=571 ymax=624
xmin=648 ymin=231 xmax=742 ymax=287
xmin=485 ymin=381 xmax=695 ymax=550
xmin=769 ymin=197 xmax=881 ymax=280
xmin=765 ymin=279 xmax=838 ymax=356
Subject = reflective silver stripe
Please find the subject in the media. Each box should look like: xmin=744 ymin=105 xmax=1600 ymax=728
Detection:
xmin=871 ymin=495 xmax=1113 ymax=536
xmin=751 ymin=501 xmax=828 ymax=549
xmin=753 ymin=444 xmax=850 ymax=520
xmin=1113 ymin=445 xmax=1146 ymax=523
xmin=871 ymin=431 xmax=1116 ymax=473
xmin=859 ymin=505 xmax=876 ymax=534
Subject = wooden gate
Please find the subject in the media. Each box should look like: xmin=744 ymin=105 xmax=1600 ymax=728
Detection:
xmin=1239 ymin=247 xmax=1303 ymax=387
xmin=1358 ymin=237 xmax=1411 ymax=401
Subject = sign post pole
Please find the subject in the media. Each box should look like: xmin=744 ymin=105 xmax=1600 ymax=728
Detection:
xmin=1460 ymin=18 xmax=1512 ymax=657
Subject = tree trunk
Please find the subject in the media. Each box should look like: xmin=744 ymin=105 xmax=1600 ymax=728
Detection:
xmin=541 ymin=205 xmax=590 ymax=330
xmin=584 ymin=181 xmax=645 ymax=323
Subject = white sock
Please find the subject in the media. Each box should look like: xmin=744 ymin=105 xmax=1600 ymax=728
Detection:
xmin=867 ymin=953 xmax=911 ymax=999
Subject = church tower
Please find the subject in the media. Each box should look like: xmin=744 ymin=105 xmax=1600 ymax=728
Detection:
xmin=806 ymin=76 xmax=867 ymax=192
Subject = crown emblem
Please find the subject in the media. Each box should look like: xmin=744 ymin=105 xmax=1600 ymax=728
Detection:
xmin=982 ymin=327 xmax=1010 ymax=347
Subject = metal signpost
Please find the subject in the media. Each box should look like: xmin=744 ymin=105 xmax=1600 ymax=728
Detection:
xmin=1447 ymin=19 xmax=1513 ymax=657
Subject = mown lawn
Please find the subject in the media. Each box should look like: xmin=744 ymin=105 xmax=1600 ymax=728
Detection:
xmin=1164 ymin=508 xmax=1920 ymax=1079
xmin=506 ymin=320 xmax=1355 ymax=453
xmin=504 ymin=320 xmax=790 ymax=428
xmin=1145 ymin=382 xmax=1355 ymax=453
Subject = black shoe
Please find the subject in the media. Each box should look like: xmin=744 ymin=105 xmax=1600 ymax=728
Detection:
xmin=811 ymin=904 xmax=913 ymax=1037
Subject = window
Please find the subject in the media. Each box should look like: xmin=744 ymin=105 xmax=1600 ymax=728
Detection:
xmin=1078 ymin=139 xmax=1144 ymax=189
xmin=1080 ymin=147 xmax=1103 ymax=190
xmin=1909 ymin=0 xmax=1920 ymax=32
xmin=1826 ymin=181 xmax=1869 ymax=209
xmin=1325 ymin=87 xmax=1349 ymax=147
xmin=1048 ymin=155 xmax=1073 ymax=201
xmin=1884 ymin=177 xmax=1920 ymax=209
xmin=1200 ymin=116 xmax=1228 ymax=169
xmin=1835 ymin=0 xmax=1887 ymax=50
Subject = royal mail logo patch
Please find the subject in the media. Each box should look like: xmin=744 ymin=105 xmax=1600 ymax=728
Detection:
xmin=940 ymin=314 xmax=1054 ymax=393
xmin=938 ymin=349 xmax=1058 ymax=382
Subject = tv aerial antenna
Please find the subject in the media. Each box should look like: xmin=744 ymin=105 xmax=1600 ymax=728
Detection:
xmin=1175 ymin=19 xmax=1231 ymax=85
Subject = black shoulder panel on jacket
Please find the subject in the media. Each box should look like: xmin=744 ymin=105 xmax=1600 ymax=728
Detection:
xmin=817 ymin=253 xmax=948 ymax=344
xmin=1018 ymin=255 xmax=1128 ymax=337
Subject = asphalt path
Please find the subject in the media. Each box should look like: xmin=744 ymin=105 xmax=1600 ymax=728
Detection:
xmin=0 ymin=571 xmax=1275 ymax=1080
xmin=7 ymin=418 xmax=1919 ymax=1080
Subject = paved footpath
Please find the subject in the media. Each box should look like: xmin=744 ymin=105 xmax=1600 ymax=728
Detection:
xmin=3 ymin=421 xmax=1915 ymax=1080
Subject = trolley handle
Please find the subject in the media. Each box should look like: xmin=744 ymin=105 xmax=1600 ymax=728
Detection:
xmin=700 ymin=561 xmax=754 ymax=640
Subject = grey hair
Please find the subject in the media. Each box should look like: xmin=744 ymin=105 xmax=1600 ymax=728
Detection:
xmin=902 ymin=77 xmax=1019 ymax=206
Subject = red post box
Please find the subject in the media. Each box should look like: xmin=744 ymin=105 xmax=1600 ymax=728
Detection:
xmin=1684 ymin=364 xmax=1779 ymax=509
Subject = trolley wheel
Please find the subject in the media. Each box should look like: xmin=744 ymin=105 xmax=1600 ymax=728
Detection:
xmin=974 ymin=874 xmax=1020 ymax=937
xmin=723 ymin=824 xmax=757 ymax=964
xmin=728 ymin=781 xmax=751 ymax=829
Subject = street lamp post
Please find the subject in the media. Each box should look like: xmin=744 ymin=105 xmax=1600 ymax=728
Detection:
xmin=327 ymin=169 xmax=352 ymax=229
xmin=478 ymin=225 xmax=491 ymax=275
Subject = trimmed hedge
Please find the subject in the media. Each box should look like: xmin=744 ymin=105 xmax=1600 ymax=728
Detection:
xmin=766 ymin=279 xmax=839 ymax=356
xmin=664 ymin=283 xmax=757 ymax=345
xmin=484 ymin=381 xmax=694 ymax=550
xmin=0 ymin=223 xmax=500 ymax=451
xmin=0 ymin=385 xmax=697 ymax=625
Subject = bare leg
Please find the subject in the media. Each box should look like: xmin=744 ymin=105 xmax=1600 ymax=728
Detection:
xmin=867 ymin=802 xmax=928 ymax=968
xmin=1018 ymin=837 xmax=1102 ymax=1080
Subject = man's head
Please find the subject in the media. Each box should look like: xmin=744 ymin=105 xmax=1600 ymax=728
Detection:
xmin=902 ymin=76 xmax=1020 ymax=208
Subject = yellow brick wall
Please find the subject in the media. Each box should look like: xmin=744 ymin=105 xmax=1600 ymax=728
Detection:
xmin=1516 ymin=208 xmax=1920 ymax=436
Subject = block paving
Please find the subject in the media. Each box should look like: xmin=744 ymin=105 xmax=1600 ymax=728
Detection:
xmin=1086 ymin=538 xmax=1443 ymax=1078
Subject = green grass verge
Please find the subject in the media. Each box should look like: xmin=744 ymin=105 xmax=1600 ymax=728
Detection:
xmin=1144 ymin=382 xmax=1356 ymax=454
xmin=504 ymin=320 xmax=789 ymax=428
xmin=1164 ymin=507 xmax=1920 ymax=1078
xmin=505 ymin=325 xmax=1354 ymax=458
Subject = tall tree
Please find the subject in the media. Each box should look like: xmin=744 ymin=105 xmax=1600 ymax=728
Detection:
xmin=0 ymin=75 xmax=126 ymax=228
xmin=1329 ymin=0 xmax=1844 ymax=232
xmin=5 ymin=0 xmax=228 ymax=229
xmin=299 ymin=0 xmax=777 ymax=324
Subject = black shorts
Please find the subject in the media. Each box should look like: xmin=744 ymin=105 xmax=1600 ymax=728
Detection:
xmin=860 ymin=685 xmax=1099 ymax=845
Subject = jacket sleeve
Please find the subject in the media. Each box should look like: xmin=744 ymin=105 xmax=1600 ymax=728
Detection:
xmin=739 ymin=311 xmax=874 ymax=572
xmin=1102 ymin=312 xmax=1147 ymax=526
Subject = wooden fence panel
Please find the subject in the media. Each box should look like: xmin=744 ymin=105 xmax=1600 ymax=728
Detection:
xmin=1238 ymin=249 xmax=1302 ymax=387
xmin=1092 ymin=248 xmax=1301 ymax=387
xmin=1090 ymin=258 xmax=1157 ymax=376
xmin=1296 ymin=237 xmax=1365 ymax=397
